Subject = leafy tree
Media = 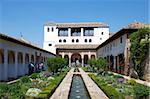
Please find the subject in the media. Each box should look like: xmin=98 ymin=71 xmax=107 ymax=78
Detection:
xmin=47 ymin=57 xmax=67 ymax=74
xmin=130 ymin=28 xmax=150 ymax=77
xmin=96 ymin=58 xmax=107 ymax=71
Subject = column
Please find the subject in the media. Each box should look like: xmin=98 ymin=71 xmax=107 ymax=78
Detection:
xmin=88 ymin=52 xmax=91 ymax=60
xmin=4 ymin=49 xmax=8 ymax=81
xmin=15 ymin=51 xmax=18 ymax=78
xmin=69 ymin=53 xmax=72 ymax=67
xmin=62 ymin=52 xmax=64 ymax=58
xmin=23 ymin=52 xmax=25 ymax=75
xmin=81 ymin=28 xmax=84 ymax=36
xmin=113 ymin=56 xmax=116 ymax=71
xmin=81 ymin=54 xmax=84 ymax=67
xmin=117 ymin=55 xmax=119 ymax=73
xmin=68 ymin=28 xmax=71 ymax=37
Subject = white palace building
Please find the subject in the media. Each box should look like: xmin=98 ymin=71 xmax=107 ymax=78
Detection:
xmin=43 ymin=22 xmax=109 ymax=66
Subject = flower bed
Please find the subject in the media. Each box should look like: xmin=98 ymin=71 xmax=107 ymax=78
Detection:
xmin=0 ymin=68 xmax=69 ymax=98
xmin=89 ymin=72 xmax=150 ymax=99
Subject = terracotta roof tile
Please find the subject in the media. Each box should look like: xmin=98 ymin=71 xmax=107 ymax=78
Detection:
xmin=45 ymin=22 xmax=109 ymax=28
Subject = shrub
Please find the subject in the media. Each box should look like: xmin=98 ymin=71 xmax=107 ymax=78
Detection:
xmin=113 ymin=74 xmax=123 ymax=79
xmin=89 ymin=74 xmax=124 ymax=99
xmin=30 ymin=73 xmax=39 ymax=79
xmin=133 ymin=84 xmax=150 ymax=98
xmin=20 ymin=76 xmax=31 ymax=83
xmin=127 ymin=79 xmax=137 ymax=86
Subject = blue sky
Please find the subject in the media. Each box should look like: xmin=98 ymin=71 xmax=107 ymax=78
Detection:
xmin=0 ymin=0 xmax=149 ymax=47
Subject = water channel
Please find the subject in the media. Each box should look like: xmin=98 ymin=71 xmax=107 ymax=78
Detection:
xmin=69 ymin=68 xmax=91 ymax=99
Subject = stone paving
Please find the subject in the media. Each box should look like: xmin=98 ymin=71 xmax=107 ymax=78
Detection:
xmin=50 ymin=68 xmax=108 ymax=99
xmin=50 ymin=68 xmax=74 ymax=99
xmin=112 ymin=72 xmax=150 ymax=87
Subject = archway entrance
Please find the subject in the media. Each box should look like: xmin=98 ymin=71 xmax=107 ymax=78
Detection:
xmin=71 ymin=53 xmax=81 ymax=66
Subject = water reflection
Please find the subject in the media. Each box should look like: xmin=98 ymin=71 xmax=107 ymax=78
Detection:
xmin=69 ymin=75 xmax=90 ymax=99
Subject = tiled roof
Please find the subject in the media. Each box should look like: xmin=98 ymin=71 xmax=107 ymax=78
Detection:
xmin=124 ymin=22 xmax=150 ymax=29
xmin=55 ymin=44 xmax=99 ymax=49
xmin=45 ymin=22 xmax=109 ymax=28
xmin=0 ymin=33 xmax=56 ymax=56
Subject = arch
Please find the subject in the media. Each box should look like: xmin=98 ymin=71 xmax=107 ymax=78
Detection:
xmin=18 ymin=52 xmax=23 ymax=64
xmin=31 ymin=55 xmax=34 ymax=63
xmin=71 ymin=53 xmax=81 ymax=66
xmin=84 ymin=55 xmax=88 ymax=65
xmin=25 ymin=53 xmax=29 ymax=64
xmin=64 ymin=54 xmax=69 ymax=65
xmin=8 ymin=50 xmax=15 ymax=64
xmin=0 ymin=49 xmax=4 ymax=64
xmin=91 ymin=54 xmax=95 ymax=59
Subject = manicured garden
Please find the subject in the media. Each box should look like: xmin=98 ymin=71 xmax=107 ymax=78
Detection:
xmin=89 ymin=72 xmax=149 ymax=99
xmin=0 ymin=57 xmax=69 ymax=98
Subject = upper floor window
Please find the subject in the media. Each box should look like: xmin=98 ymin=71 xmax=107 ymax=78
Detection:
xmin=47 ymin=27 xmax=50 ymax=32
xmin=71 ymin=28 xmax=81 ymax=36
xmin=101 ymin=32 xmax=104 ymax=35
xmin=59 ymin=39 xmax=62 ymax=43
xmin=120 ymin=37 xmax=122 ymax=43
xmin=89 ymin=39 xmax=92 ymax=42
xmin=84 ymin=39 xmax=87 ymax=42
xmin=72 ymin=39 xmax=74 ymax=43
xmin=63 ymin=39 xmax=66 ymax=43
xmin=76 ymin=39 xmax=79 ymax=43
xmin=84 ymin=27 xmax=94 ymax=36
xmin=52 ymin=27 xmax=54 ymax=32
xmin=48 ymin=44 xmax=52 ymax=46
xmin=58 ymin=28 xmax=68 ymax=36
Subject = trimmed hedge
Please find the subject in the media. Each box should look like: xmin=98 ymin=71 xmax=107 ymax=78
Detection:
xmin=37 ymin=71 xmax=68 ymax=98
xmin=89 ymin=74 xmax=124 ymax=99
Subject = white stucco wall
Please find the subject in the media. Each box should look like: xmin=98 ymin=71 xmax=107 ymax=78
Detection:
xmin=43 ymin=25 xmax=109 ymax=54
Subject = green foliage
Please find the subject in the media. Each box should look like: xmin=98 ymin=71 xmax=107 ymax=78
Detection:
xmin=89 ymin=74 xmax=124 ymax=99
xmin=127 ymin=79 xmax=137 ymax=86
xmin=20 ymin=76 xmax=31 ymax=83
xmin=133 ymin=84 xmax=150 ymax=98
xmin=130 ymin=28 xmax=150 ymax=77
xmin=87 ymin=58 xmax=107 ymax=72
xmin=30 ymin=73 xmax=39 ymax=79
xmin=37 ymin=71 xmax=67 ymax=98
xmin=47 ymin=57 xmax=67 ymax=73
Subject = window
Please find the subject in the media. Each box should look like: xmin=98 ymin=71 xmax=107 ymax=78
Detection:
xmin=72 ymin=39 xmax=74 ymax=43
xmin=101 ymin=32 xmax=103 ymax=35
xmin=49 ymin=44 xmax=52 ymax=46
xmin=52 ymin=27 xmax=54 ymax=32
xmin=63 ymin=39 xmax=66 ymax=43
xmin=47 ymin=27 xmax=50 ymax=32
xmin=84 ymin=27 xmax=94 ymax=36
xmin=71 ymin=28 xmax=81 ymax=36
xmin=120 ymin=37 xmax=122 ymax=43
xmin=100 ymin=38 xmax=102 ymax=40
xmin=76 ymin=39 xmax=79 ymax=43
xmin=58 ymin=28 xmax=68 ymax=36
xmin=59 ymin=39 xmax=62 ymax=42
xmin=84 ymin=39 xmax=87 ymax=42
xmin=89 ymin=39 xmax=92 ymax=42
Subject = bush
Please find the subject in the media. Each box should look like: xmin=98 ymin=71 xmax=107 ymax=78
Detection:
xmin=20 ymin=76 xmax=31 ymax=83
xmin=133 ymin=84 xmax=150 ymax=98
xmin=89 ymin=74 xmax=124 ymax=99
xmin=113 ymin=74 xmax=123 ymax=79
xmin=127 ymin=79 xmax=137 ymax=86
xmin=30 ymin=73 xmax=39 ymax=79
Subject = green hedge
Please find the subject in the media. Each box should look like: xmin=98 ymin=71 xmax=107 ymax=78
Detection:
xmin=89 ymin=74 xmax=124 ymax=99
xmin=37 ymin=71 xmax=68 ymax=98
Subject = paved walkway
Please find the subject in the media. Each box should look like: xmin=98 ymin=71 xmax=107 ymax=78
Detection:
xmin=79 ymin=68 xmax=108 ymax=99
xmin=112 ymin=72 xmax=150 ymax=87
xmin=50 ymin=68 xmax=74 ymax=99
xmin=50 ymin=68 xmax=108 ymax=99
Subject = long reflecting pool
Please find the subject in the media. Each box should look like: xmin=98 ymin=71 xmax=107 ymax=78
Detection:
xmin=69 ymin=74 xmax=91 ymax=99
